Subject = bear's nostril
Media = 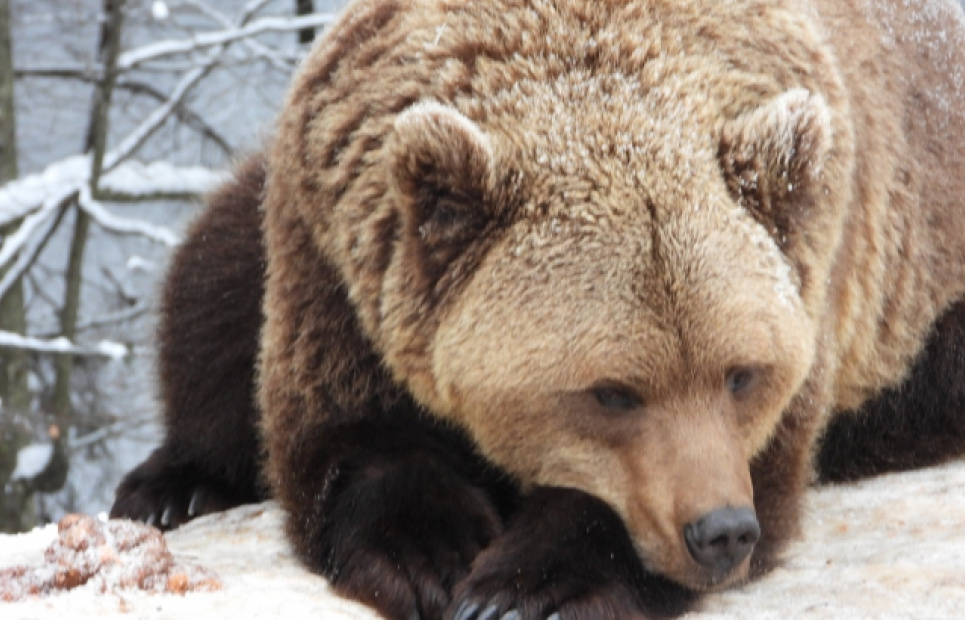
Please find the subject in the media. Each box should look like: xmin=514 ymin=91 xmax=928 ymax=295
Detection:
xmin=684 ymin=507 xmax=760 ymax=578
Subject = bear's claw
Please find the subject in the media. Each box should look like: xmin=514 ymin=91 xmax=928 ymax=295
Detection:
xmin=109 ymin=446 xmax=254 ymax=531
xmin=447 ymin=487 xmax=695 ymax=620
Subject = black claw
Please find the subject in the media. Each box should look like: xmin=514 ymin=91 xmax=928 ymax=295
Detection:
xmin=499 ymin=611 xmax=520 ymax=620
xmin=455 ymin=601 xmax=481 ymax=620
xmin=187 ymin=489 xmax=201 ymax=517
xmin=145 ymin=512 xmax=157 ymax=527
xmin=546 ymin=614 xmax=560 ymax=620
xmin=160 ymin=506 xmax=173 ymax=528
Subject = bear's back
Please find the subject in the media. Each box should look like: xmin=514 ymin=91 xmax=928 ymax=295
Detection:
xmin=813 ymin=0 xmax=965 ymax=408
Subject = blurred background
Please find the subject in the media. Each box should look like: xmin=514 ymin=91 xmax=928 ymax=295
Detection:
xmin=0 ymin=0 xmax=348 ymax=533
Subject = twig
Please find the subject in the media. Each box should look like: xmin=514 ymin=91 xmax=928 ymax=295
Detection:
xmin=117 ymin=13 xmax=337 ymax=69
xmin=78 ymin=186 xmax=180 ymax=247
xmin=0 ymin=193 xmax=73 ymax=302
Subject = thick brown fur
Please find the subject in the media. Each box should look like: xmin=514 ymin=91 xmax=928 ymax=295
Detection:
xmin=111 ymin=156 xmax=268 ymax=529
xmin=817 ymin=300 xmax=965 ymax=483
xmin=113 ymin=1 xmax=965 ymax=619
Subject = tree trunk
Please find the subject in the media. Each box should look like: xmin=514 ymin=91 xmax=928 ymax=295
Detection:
xmin=0 ymin=0 xmax=38 ymax=533
xmin=296 ymin=0 xmax=315 ymax=44
xmin=0 ymin=0 xmax=27 ymax=412
xmin=51 ymin=0 xmax=126 ymax=426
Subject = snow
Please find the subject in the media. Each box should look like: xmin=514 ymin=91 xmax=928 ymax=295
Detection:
xmin=125 ymin=255 xmax=155 ymax=272
xmin=1 ymin=523 xmax=57 ymax=559
xmin=0 ymin=156 xmax=225 ymax=238
xmin=151 ymin=1 xmax=170 ymax=22
xmin=0 ymin=331 xmax=129 ymax=359
xmin=102 ymin=161 xmax=229 ymax=198
xmin=1 ymin=461 xmax=964 ymax=619
xmin=10 ymin=443 xmax=54 ymax=482
xmin=0 ymin=155 xmax=225 ymax=304
xmin=78 ymin=187 xmax=181 ymax=248
xmin=0 ymin=515 xmax=220 ymax=602
xmin=0 ymin=155 xmax=88 ymax=228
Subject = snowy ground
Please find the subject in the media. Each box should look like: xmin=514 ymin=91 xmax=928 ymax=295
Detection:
xmin=1 ymin=460 xmax=964 ymax=619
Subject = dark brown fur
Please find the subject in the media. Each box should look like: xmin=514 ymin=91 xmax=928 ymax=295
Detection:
xmin=113 ymin=154 xmax=965 ymax=618
xmin=110 ymin=156 xmax=268 ymax=528
xmin=817 ymin=300 xmax=965 ymax=483
xmin=112 ymin=1 xmax=965 ymax=619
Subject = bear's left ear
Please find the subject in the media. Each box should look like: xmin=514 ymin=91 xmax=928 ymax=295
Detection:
xmin=718 ymin=89 xmax=832 ymax=242
xmin=386 ymin=102 xmax=502 ymax=291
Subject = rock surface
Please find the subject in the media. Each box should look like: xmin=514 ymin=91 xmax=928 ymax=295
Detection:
xmin=1 ymin=461 xmax=964 ymax=619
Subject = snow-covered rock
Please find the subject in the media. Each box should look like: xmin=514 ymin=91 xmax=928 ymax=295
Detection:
xmin=1 ymin=461 xmax=964 ymax=619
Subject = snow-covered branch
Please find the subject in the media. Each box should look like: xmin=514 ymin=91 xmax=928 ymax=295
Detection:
xmin=99 ymin=160 xmax=228 ymax=200
xmin=117 ymin=13 xmax=337 ymax=69
xmin=0 ymin=331 xmax=129 ymax=359
xmin=0 ymin=156 xmax=89 ymax=228
xmin=0 ymin=157 xmax=224 ymax=230
xmin=0 ymin=157 xmax=225 ymax=285
xmin=0 ymin=190 xmax=72 ymax=303
xmin=0 ymin=188 xmax=76 ymax=269
xmin=178 ymin=0 xmax=299 ymax=71
xmin=78 ymin=187 xmax=180 ymax=247
xmin=1 ymin=159 xmax=223 ymax=231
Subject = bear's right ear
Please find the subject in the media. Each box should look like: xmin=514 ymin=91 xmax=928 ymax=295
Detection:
xmin=386 ymin=102 xmax=502 ymax=292
xmin=718 ymin=89 xmax=832 ymax=244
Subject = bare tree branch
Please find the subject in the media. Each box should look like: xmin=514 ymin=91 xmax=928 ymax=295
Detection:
xmin=0 ymin=156 xmax=89 ymax=228
xmin=78 ymin=186 xmax=180 ymax=247
xmin=114 ymin=78 xmax=233 ymax=155
xmin=34 ymin=303 xmax=149 ymax=339
xmin=13 ymin=69 xmax=234 ymax=155
xmin=0 ymin=187 xmax=77 ymax=272
xmin=179 ymin=0 xmax=299 ymax=71
xmin=103 ymin=61 xmax=214 ymax=172
xmin=117 ymin=13 xmax=337 ymax=69
xmin=104 ymin=3 xmax=305 ymax=171
xmin=0 ymin=157 xmax=225 ymax=265
xmin=0 ymin=191 xmax=72 ymax=303
xmin=14 ymin=65 xmax=100 ymax=80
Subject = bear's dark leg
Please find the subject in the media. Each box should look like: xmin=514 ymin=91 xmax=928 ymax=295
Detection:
xmin=256 ymin=184 xmax=522 ymax=620
xmin=279 ymin=406 xmax=518 ymax=620
xmin=816 ymin=299 xmax=965 ymax=483
xmin=449 ymin=487 xmax=696 ymax=620
xmin=110 ymin=156 xmax=268 ymax=529
xmin=748 ymin=350 xmax=833 ymax=578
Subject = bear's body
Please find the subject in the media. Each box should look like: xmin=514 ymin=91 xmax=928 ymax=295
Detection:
xmin=112 ymin=1 xmax=965 ymax=619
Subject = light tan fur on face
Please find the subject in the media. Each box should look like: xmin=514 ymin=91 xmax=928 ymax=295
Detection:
xmin=416 ymin=85 xmax=815 ymax=590
xmin=259 ymin=0 xmax=965 ymax=594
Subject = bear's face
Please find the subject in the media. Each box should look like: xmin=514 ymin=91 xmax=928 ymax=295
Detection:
xmin=378 ymin=87 xmax=831 ymax=590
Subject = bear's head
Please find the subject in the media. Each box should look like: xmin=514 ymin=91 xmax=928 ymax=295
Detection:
xmin=373 ymin=81 xmax=832 ymax=591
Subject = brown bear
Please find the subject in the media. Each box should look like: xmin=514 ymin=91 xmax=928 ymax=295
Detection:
xmin=111 ymin=1 xmax=965 ymax=619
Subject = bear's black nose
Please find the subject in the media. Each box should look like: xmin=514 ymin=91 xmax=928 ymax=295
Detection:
xmin=683 ymin=507 xmax=760 ymax=578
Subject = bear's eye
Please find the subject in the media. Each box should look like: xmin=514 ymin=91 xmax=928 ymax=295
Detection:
xmin=590 ymin=385 xmax=643 ymax=411
xmin=726 ymin=367 xmax=758 ymax=397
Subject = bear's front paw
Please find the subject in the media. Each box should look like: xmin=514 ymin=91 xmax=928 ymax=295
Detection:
xmin=301 ymin=455 xmax=506 ymax=620
xmin=109 ymin=447 xmax=254 ymax=530
xmin=447 ymin=487 xmax=695 ymax=620
xmin=450 ymin=576 xmax=644 ymax=620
